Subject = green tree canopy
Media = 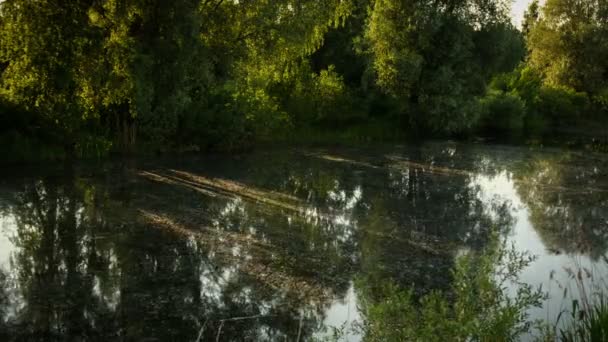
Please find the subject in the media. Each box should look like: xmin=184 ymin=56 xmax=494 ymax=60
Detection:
xmin=364 ymin=0 xmax=524 ymax=134
xmin=528 ymin=0 xmax=608 ymax=98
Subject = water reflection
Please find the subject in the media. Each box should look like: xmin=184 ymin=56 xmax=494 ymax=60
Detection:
xmin=0 ymin=143 xmax=606 ymax=340
xmin=472 ymin=152 xmax=608 ymax=337
xmin=514 ymin=153 xmax=608 ymax=259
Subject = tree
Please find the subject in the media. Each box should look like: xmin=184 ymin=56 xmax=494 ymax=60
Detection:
xmin=528 ymin=0 xmax=608 ymax=98
xmin=79 ymin=0 xmax=212 ymax=150
xmin=0 ymin=0 xmax=357 ymax=153
xmin=0 ymin=0 xmax=97 ymax=148
xmin=364 ymin=0 xmax=524 ymax=134
xmin=522 ymin=0 xmax=540 ymax=39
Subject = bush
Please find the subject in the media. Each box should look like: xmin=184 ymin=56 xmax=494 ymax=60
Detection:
xmin=286 ymin=119 xmax=406 ymax=145
xmin=177 ymin=90 xmax=253 ymax=151
xmin=523 ymin=111 xmax=549 ymax=137
xmin=284 ymin=64 xmax=362 ymax=127
xmin=483 ymin=68 xmax=596 ymax=139
xmin=509 ymin=66 xmax=543 ymax=104
xmin=312 ymin=66 xmax=350 ymax=121
xmin=75 ymin=134 xmax=112 ymax=159
xmin=592 ymin=87 xmax=608 ymax=116
xmin=356 ymin=234 xmax=545 ymax=341
xmin=479 ymin=91 xmax=526 ymax=137
xmin=535 ymin=86 xmax=588 ymax=127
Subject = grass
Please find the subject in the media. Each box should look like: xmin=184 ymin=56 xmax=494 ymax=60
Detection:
xmin=559 ymin=296 xmax=608 ymax=342
xmin=550 ymin=264 xmax=608 ymax=342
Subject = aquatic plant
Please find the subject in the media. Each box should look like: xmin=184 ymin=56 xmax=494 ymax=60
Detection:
xmin=355 ymin=233 xmax=546 ymax=341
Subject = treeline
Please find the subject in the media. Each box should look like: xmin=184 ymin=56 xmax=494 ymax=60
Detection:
xmin=481 ymin=0 xmax=608 ymax=140
xmin=0 ymin=0 xmax=606 ymax=160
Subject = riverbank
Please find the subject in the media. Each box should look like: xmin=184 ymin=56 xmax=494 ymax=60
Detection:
xmin=2 ymin=120 xmax=608 ymax=165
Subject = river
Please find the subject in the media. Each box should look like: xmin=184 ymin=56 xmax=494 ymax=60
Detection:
xmin=0 ymin=141 xmax=607 ymax=340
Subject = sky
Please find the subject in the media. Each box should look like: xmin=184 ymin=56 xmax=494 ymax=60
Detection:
xmin=0 ymin=0 xmax=537 ymax=30
xmin=511 ymin=0 xmax=535 ymax=27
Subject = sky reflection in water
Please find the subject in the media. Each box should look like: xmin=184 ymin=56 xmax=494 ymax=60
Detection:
xmin=0 ymin=142 xmax=606 ymax=341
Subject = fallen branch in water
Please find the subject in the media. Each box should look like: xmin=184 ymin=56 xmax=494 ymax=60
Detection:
xmin=140 ymin=210 xmax=334 ymax=302
xmin=215 ymin=321 xmax=224 ymax=342
xmin=195 ymin=315 xmax=275 ymax=341
xmin=194 ymin=318 xmax=209 ymax=342
xmin=219 ymin=314 xmax=274 ymax=322
xmin=297 ymin=312 xmax=304 ymax=342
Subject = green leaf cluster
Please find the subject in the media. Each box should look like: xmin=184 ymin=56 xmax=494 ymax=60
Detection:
xmin=357 ymin=234 xmax=545 ymax=342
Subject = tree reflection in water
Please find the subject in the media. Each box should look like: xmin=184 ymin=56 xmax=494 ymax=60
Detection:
xmin=0 ymin=143 xmax=606 ymax=340
xmin=514 ymin=153 xmax=608 ymax=259
xmin=0 ymin=270 xmax=7 ymax=339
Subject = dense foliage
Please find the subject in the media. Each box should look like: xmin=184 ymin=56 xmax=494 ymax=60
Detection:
xmin=0 ymin=0 xmax=606 ymax=159
xmin=480 ymin=0 xmax=608 ymax=139
xmin=365 ymin=0 xmax=523 ymax=133
xmin=356 ymin=235 xmax=545 ymax=342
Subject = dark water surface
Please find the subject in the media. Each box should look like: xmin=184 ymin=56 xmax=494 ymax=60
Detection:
xmin=1 ymin=142 xmax=607 ymax=341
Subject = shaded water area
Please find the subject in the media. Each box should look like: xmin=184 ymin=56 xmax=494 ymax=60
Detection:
xmin=0 ymin=142 xmax=607 ymax=341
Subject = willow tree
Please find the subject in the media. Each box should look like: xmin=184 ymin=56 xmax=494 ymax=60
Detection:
xmin=364 ymin=0 xmax=524 ymax=134
xmin=0 ymin=0 xmax=212 ymax=151
xmin=0 ymin=0 xmax=97 ymax=148
xmin=199 ymin=0 xmax=354 ymax=139
xmin=1 ymin=0 xmax=356 ymax=151
xmin=81 ymin=0 xmax=212 ymax=149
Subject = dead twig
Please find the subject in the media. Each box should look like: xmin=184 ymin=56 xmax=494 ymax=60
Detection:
xmin=215 ymin=321 xmax=225 ymax=342
xmin=297 ymin=312 xmax=304 ymax=342
xmin=195 ymin=318 xmax=209 ymax=342
xmin=212 ymin=315 xmax=274 ymax=341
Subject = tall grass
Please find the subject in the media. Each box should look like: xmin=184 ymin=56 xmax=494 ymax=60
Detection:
xmin=551 ymin=264 xmax=608 ymax=342
xmin=559 ymin=295 xmax=608 ymax=342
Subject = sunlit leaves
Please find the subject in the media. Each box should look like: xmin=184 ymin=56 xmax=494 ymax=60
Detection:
xmin=363 ymin=0 xmax=522 ymax=134
xmin=527 ymin=0 xmax=608 ymax=97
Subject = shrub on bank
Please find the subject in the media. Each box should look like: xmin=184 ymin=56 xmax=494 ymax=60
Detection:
xmin=479 ymin=91 xmax=526 ymax=137
xmin=356 ymin=235 xmax=545 ymax=341
xmin=534 ymin=86 xmax=588 ymax=128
